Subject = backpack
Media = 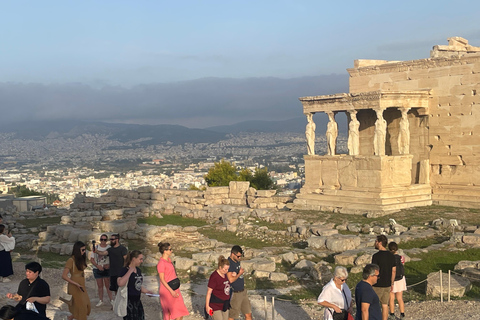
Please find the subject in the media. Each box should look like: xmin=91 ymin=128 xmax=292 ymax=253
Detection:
xmin=394 ymin=254 xmax=404 ymax=281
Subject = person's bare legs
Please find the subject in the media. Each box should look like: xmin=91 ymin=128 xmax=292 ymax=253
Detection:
xmin=96 ymin=278 xmax=104 ymax=302
xmin=396 ymin=292 xmax=405 ymax=314
xmin=389 ymin=291 xmax=395 ymax=314
xmin=245 ymin=313 xmax=252 ymax=320
xmin=381 ymin=303 xmax=389 ymax=320
xmin=103 ymin=277 xmax=113 ymax=301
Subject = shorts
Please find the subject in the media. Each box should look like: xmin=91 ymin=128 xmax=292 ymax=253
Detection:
xmin=109 ymin=275 xmax=119 ymax=292
xmin=229 ymin=290 xmax=252 ymax=319
xmin=93 ymin=268 xmax=110 ymax=279
xmin=373 ymin=286 xmax=391 ymax=305
xmin=212 ymin=310 xmax=229 ymax=320
xmin=392 ymin=276 xmax=407 ymax=293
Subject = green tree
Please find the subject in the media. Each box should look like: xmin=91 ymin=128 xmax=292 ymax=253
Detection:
xmin=204 ymin=160 xmax=238 ymax=186
xmin=204 ymin=161 xmax=275 ymax=190
xmin=250 ymin=168 xmax=274 ymax=190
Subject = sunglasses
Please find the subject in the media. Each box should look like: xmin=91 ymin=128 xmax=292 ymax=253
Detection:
xmin=110 ymin=238 xmax=117 ymax=241
xmin=338 ymin=278 xmax=347 ymax=282
xmin=100 ymin=238 xmax=107 ymax=241
xmin=166 ymin=248 xmax=173 ymax=251
xmin=81 ymin=249 xmax=86 ymax=252
xmin=236 ymin=254 xmax=242 ymax=258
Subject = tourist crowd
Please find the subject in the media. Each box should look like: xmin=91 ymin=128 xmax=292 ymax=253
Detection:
xmin=0 ymin=232 xmax=406 ymax=320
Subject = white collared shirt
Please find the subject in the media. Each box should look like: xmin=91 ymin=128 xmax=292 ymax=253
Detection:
xmin=317 ymin=278 xmax=352 ymax=320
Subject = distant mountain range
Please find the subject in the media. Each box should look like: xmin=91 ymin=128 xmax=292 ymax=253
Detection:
xmin=0 ymin=116 xmax=347 ymax=145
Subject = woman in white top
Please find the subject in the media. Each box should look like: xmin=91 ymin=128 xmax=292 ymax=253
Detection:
xmin=90 ymin=234 xmax=113 ymax=306
xmin=0 ymin=224 xmax=15 ymax=282
xmin=317 ymin=266 xmax=353 ymax=320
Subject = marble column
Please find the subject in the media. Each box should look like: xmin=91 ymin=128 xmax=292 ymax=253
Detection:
xmin=326 ymin=111 xmax=338 ymax=156
xmin=305 ymin=113 xmax=316 ymax=155
xmin=398 ymin=108 xmax=411 ymax=154
xmin=373 ymin=108 xmax=386 ymax=156
xmin=347 ymin=110 xmax=360 ymax=155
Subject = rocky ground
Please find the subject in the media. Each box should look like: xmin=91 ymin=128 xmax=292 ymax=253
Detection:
xmin=1 ymin=262 xmax=479 ymax=320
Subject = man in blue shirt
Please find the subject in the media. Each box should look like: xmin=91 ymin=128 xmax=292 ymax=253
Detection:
xmin=227 ymin=245 xmax=252 ymax=320
xmin=355 ymin=264 xmax=382 ymax=320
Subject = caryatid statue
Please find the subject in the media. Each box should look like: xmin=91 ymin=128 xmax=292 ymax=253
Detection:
xmin=373 ymin=108 xmax=386 ymax=156
xmin=348 ymin=110 xmax=360 ymax=155
xmin=398 ymin=108 xmax=410 ymax=154
xmin=305 ymin=113 xmax=316 ymax=155
xmin=326 ymin=111 xmax=338 ymax=156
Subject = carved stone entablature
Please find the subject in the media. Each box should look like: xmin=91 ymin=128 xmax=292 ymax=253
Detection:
xmin=300 ymin=90 xmax=430 ymax=115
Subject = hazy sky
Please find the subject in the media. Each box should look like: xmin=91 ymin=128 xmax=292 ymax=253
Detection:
xmin=1 ymin=1 xmax=479 ymax=127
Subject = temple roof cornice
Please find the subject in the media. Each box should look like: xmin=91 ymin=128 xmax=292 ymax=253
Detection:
xmin=300 ymin=90 xmax=430 ymax=115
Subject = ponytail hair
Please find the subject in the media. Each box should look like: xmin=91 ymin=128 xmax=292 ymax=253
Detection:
xmin=217 ymin=255 xmax=230 ymax=269
xmin=124 ymin=250 xmax=143 ymax=267
xmin=158 ymin=242 xmax=170 ymax=254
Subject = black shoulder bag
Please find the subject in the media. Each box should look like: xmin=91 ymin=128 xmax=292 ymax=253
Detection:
xmin=329 ymin=289 xmax=349 ymax=320
xmin=167 ymin=260 xmax=180 ymax=290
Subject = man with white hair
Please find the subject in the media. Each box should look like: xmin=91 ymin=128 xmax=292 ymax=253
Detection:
xmin=318 ymin=266 xmax=353 ymax=320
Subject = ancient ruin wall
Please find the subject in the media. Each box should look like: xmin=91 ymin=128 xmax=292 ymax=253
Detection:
xmin=348 ymin=54 xmax=480 ymax=207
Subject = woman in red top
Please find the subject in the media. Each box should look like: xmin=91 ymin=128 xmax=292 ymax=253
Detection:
xmin=156 ymin=242 xmax=189 ymax=320
xmin=206 ymin=256 xmax=231 ymax=320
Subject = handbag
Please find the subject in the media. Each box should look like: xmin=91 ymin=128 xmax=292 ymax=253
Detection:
xmin=168 ymin=277 xmax=180 ymax=290
xmin=329 ymin=287 xmax=351 ymax=320
xmin=167 ymin=260 xmax=181 ymax=290
xmin=113 ymin=283 xmax=128 ymax=317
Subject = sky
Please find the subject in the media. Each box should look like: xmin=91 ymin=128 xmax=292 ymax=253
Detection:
xmin=1 ymin=0 xmax=480 ymax=128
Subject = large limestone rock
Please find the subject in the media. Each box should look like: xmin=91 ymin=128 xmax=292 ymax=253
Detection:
xmin=307 ymin=236 xmax=327 ymax=249
xmin=326 ymin=236 xmax=361 ymax=252
xmin=173 ymin=257 xmax=195 ymax=270
xmin=426 ymin=271 xmax=471 ymax=298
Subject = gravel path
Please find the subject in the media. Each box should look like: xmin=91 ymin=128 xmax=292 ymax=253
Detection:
xmin=1 ymin=262 xmax=479 ymax=319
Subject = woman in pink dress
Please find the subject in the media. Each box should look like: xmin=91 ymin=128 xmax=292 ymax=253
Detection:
xmin=157 ymin=242 xmax=189 ymax=320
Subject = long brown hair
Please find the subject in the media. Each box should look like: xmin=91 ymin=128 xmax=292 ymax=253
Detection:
xmin=124 ymin=250 xmax=143 ymax=267
xmin=71 ymin=241 xmax=87 ymax=271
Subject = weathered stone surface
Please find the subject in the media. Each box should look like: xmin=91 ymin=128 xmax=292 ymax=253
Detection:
xmin=191 ymin=265 xmax=210 ymax=275
xmin=294 ymin=259 xmax=315 ymax=269
xmin=334 ymin=252 xmax=357 ymax=266
xmin=281 ymin=252 xmax=297 ymax=265
xmin=310 ymin=263 xmax=332 ymax=284
xmin=326 ymin=236 xmax=361 ymax=252
xmin=269 ymin=272 xmax=288 ymax=281
xmin=253 ymin=270 xmax=270 ymax=278
xmin=173 ymin=257 xmax=195 ymax=270
xmin=462 ymin=234 xmax=480 ymax=245
xmin=253 ymin=259 xmax=276 ymax=272
xmin=454 ymin=260 xmax=480 ymax=270
xmin=307 ymin=236 xmax=327 ymax=249
xmin=426 ymin=271 xmax=471 ymax=298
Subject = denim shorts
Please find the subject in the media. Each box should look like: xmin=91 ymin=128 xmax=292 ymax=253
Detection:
xmin=93 ymin=268 xmax=110 ymax=279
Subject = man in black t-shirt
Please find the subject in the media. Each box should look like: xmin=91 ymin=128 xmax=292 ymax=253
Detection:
xmin=6 ymin=262 xmax=50 ymax=317
xmin=371 ymin=235 xmax=396 ymax=320
xmin=97 ymin=233 xmax=128 ymax=292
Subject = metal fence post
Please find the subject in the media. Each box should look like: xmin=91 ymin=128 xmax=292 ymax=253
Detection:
xmin=272 ymin=296 xmax=275 ymax=320
xmin=440 ymin=270 xmax=443 ymax=303
xmin=448 ymin=270 xmax=451 ymax=302
xmin=264 ymin=296 xmax=267 ymax=320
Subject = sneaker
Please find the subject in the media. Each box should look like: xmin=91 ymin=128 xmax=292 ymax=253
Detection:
xmin=388 ymin=314 xmax=396 ymax=320
xmin=2 ymin=277 xmax=11 ymax=283
xmin=96 ymin=300 xmax=103 ymax=307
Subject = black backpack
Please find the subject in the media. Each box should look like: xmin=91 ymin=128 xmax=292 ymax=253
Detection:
xmin=394 ymin=254 xmax=404 ymax=281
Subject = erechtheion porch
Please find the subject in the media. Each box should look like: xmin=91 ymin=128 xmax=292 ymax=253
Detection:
xmin=294 ymin=90 xmax=433 ymax=216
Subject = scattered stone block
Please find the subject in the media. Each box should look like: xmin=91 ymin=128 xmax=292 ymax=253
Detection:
xmin=426 ymin=271 xmax=471 ymax=298
xmin=294 ymin=259 xmax=315 ymax=270
xmin=173 ymin=257 xmax=195 ymax=270
xmin=269 ymin=272 xmax=288 ymax=281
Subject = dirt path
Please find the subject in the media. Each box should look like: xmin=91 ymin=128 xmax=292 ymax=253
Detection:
xmin=1 ymin=263 xmax=479 ymax=319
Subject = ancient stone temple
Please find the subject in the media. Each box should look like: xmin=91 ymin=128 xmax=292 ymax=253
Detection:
xmin=294 ymin=37 xmax=480 ymax=215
